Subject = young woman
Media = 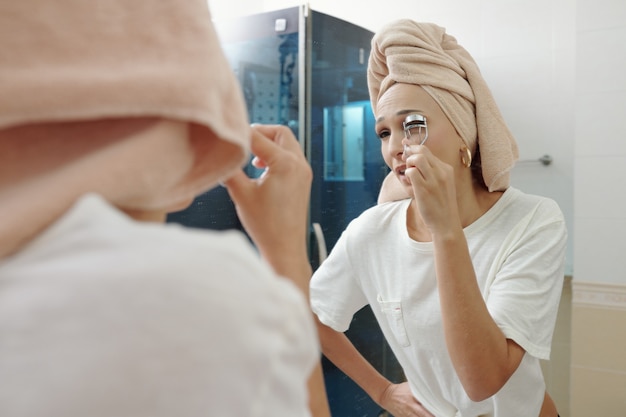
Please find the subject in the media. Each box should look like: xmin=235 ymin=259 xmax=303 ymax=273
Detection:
xmin=310 ymin=19 xmax=566 ymax=417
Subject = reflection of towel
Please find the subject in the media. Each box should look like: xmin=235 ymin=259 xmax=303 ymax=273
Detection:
xmin=0 ymin=0 xmax=250 ymax=257
xmin=368 ymin=19 xmax=518 ymax=192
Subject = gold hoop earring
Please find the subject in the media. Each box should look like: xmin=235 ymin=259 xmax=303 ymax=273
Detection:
xmin=460 ymin=146 xmax=472 ymax=168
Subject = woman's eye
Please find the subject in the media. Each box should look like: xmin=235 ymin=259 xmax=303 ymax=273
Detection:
xmin=377 ymin=129 xmax=390 ymax=140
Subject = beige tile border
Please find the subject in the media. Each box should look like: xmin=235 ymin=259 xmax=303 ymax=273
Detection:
xmin=572 ymin=281 xmax=626 ymax=310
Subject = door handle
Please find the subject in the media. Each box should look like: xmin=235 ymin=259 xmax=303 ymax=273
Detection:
xmin=312 ymin=222 xmax=328 ymax=265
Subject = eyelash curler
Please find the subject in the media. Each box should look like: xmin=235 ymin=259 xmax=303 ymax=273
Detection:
xmin=403 ymin=114 xmax=428 ymax=154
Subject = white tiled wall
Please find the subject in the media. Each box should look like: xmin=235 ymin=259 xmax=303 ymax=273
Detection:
xmin=575 ymin=0 xmax=626 ymax=286
xmin=571 ymin=1 xmax=626 ymax=410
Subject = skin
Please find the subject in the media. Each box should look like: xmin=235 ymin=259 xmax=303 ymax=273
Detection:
xmin=316 ymin=83 xmax=557 ymax=416
xmin=377 ymin=169 xmax=409 ymax=204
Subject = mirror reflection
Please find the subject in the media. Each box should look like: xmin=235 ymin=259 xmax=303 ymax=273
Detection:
xmin=168 ymin=5 xmax=576 ymax=417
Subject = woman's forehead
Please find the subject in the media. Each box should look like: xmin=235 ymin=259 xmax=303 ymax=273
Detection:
xmin=375 ymin=84 xmax=438 ymax=120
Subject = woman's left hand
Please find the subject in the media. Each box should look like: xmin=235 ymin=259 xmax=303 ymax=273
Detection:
xmin=378 ymin=382 xmax=435 ymax=417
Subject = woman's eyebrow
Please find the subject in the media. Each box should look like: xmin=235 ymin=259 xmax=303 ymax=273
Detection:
xmin=376 ymin=109 xmax=424 ymax=124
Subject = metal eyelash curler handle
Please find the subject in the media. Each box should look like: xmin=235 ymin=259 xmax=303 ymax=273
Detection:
xmin=403 ymin=114 xmax=428 ymax=154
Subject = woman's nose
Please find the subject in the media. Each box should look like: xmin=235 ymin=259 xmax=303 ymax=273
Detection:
xmin=389 ymin=132 xmax=406 ymax=157
xmin=400 ymin=136 xmax=410 ymax=150
xmin=397 ymin=135 xmax=413 ymax=159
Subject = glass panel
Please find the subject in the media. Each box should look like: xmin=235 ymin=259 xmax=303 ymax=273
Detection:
xmin=307 ymin=11 xmax=387 ymax=258
xmin=323 ymin=103 xmax=366 ymax=181
xmin=166 ymin=8 xmax=300 ymax=232
xmin=308 ymin=10 xmax=401 ymax=417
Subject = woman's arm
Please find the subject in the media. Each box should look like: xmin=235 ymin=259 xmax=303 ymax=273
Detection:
xmin=432 ymin=228 xmax=525 ymax=401
xmin=316 ymin=317 xmax=434 ymax=417
xmin=316 ymin=318 xmax=391 ymax=403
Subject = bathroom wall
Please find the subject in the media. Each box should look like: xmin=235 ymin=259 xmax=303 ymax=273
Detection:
xmin=571 ymin=0 xmax=626 ymax=415
xmin=209 ymin=0 xmax=626 ymax=415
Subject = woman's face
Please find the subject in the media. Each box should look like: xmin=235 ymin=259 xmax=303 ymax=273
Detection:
xmin=374 ymin=83 xmax=466 ymax=189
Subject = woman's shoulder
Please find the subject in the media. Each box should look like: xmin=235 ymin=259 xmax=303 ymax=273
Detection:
xmin=501 ymin=187 xmax=565 ymax=221
xmin=345 ymin=198 xmax=409 ymax=235
xmin=469 ymin=187 xmax=565 ymax=238
xmin=1 ymin=194 xmax=316 ymax=356
xmin=3 ymin=194 xmax=296 ymax=304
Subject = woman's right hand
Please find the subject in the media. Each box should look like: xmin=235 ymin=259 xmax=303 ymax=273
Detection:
xmin=378 ymin=382 xmax=435 ymax=417
xmin=223 ymin=124 xmax=312 ymax=290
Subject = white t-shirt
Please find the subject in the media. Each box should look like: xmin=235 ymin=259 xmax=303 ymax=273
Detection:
xmin=0 ymin=194 xmax=318 ymax=417
xmin=310 ymin=187 xmax=567 ymax=417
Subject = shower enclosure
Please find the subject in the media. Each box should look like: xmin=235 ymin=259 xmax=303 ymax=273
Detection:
xmin=167 ymin=5 xmax=402 ymax=416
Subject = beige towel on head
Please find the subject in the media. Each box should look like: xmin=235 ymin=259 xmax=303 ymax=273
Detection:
xmin=0 ymin=0 xmax=250 ymax=257
xmin=368 ymin=19 xmax=518 ymax=192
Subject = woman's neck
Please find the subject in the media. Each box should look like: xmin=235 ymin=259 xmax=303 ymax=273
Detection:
xmin=457 ymin=180 xmax=503 ymax=228
xmin=406 ymin=181 xmax=503 ymax=243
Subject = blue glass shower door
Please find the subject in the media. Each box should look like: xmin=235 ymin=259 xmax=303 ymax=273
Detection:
xmin=166 ymin=7 xmax=403 ymax=417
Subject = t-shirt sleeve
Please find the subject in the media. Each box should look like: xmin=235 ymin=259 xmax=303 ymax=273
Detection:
xmin=309 ymin=227 xmax=369 ymax=332
xmin=485 ymin=199 xmax=567 ymax=360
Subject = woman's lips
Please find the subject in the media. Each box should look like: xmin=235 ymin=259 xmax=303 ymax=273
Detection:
xmin=395 ymin=166 xmax=412 ymax=185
